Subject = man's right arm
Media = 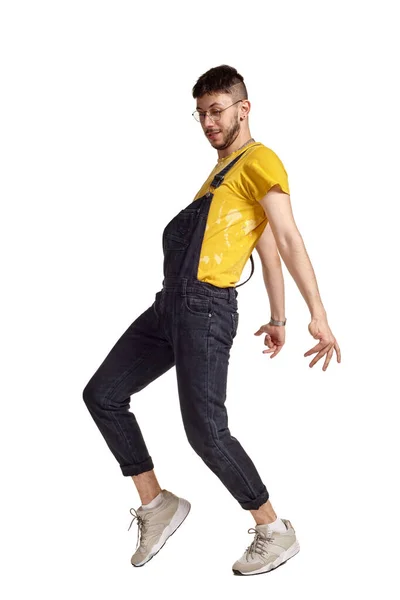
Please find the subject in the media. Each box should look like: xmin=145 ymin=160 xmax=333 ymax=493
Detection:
xmin=255 ymin=222 xmax=286 ymax=322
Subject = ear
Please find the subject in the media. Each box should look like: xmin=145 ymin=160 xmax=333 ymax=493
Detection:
xmin=241 ymin=99 xmax=251 ymax=119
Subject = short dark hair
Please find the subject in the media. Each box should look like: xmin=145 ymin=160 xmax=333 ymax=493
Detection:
xmin=192 ymin=65 xmax=247 ymax=101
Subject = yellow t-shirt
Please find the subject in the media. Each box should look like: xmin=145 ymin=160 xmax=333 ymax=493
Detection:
xmin=193 ymin=141 xmax=290 ymax=288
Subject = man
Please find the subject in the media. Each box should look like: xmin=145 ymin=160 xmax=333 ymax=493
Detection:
xmin=83 ymin=64 xmax=341 ymax=576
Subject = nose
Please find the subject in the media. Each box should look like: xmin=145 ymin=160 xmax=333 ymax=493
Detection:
xmin=203 ymin=113 xmax=215 ymax=128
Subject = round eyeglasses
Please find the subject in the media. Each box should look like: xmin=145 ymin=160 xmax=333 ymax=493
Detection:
xmin=192 ymin=99 xmax=244 ymax=123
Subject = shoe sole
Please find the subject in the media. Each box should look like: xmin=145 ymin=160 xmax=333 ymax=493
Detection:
xmin=233 ymin=540 xmax=300 ymax=576
xmin=131 ymin=498 xmax=191 ymax=567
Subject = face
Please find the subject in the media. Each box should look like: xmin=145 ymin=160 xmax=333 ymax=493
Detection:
xmin=195 ymin=93 xmax=243 ymax=151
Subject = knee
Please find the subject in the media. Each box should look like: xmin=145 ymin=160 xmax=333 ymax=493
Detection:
xmin=82 ymin=380 xmax=102 ymax=408
xmin=83 ymin=379 xmax=130 ymax=411
xmin=184 ymin=422 xmax=215 ymax=460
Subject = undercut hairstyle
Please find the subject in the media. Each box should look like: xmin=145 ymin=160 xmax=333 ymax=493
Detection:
xmin=192 ymin=65 xmax=248 ymax=102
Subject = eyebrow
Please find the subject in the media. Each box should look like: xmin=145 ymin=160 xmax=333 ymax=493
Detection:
xmin=196 ymin=102 xmax=224 ymax=110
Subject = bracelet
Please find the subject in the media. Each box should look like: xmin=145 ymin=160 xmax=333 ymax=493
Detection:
xmin=269 ymin=317 xmax=287 ymax=326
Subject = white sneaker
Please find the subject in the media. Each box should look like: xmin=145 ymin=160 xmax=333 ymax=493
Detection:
xmin=128 ymin=489 xmax=191 ymax=567
xmin=232 ymin=519 xmax=300 ymax=575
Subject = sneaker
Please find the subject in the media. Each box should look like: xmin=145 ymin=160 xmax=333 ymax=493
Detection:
xmin=232 ymin=518 xmax=300 ymax=576
xmin=128 ymin=489 xmax=191 ymax=567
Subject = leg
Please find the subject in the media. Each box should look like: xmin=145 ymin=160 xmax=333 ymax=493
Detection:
xmin=132 ymin=469 xmax=162 ymax=505
xmin=82 ymin=300 xmax=174 ymax=478
xmin=250 ymin=500 xmax=278 ymax=525
xmin=175 ymin=294 xmax=270 ymax=510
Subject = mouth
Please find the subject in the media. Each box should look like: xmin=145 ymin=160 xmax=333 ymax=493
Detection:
xmin=207 ymin=131 xmax=221 ymax=139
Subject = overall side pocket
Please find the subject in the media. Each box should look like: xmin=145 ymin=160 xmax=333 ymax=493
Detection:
xmin=183 ymin=293 xmax=212 ymax=316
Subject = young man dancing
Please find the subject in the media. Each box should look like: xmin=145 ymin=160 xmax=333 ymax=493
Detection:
xmin=83 ymin=64 xmax=341 ymax=576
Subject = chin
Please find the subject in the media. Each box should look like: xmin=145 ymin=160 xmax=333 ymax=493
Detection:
xmin=209 ymin=138 xmax=224 ymax=148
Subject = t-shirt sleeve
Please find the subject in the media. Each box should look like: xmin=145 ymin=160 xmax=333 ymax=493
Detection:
xmin=240 ymin=147 xmax=290 ymax=202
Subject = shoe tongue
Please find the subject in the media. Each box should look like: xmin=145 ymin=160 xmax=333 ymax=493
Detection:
xmin=136 ymin=506 xmax=150 ymax=516
xmin=255 ymin=523 xmax=271 ymax=534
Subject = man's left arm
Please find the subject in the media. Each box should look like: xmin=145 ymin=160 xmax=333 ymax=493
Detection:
xmin=258 ymin=185 xmax=341 ymax=371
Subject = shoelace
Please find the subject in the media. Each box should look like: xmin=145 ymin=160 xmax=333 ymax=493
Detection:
xmin=127 ymin=508 xmax=149 ymax=551
xmin=246 ymin=527 xmax=275 ymax=560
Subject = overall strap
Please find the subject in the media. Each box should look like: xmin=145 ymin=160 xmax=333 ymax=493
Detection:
xmin=235 ymin=254 xmax=255 ymax=288
xmin=208 ymin=146 xmax=256 ymax=288
xmin=209 ymin=148 xmax=251 ymax=190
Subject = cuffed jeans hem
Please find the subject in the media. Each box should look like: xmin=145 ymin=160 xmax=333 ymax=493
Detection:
xmin=239 ymin=489 xmax=270 ymax=510
xmin=120 ymin=457 xmax=154 ymax=477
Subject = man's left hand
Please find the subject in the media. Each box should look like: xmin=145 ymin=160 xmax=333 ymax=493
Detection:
xmin=304 ymin=317 xmax=341 ymax=371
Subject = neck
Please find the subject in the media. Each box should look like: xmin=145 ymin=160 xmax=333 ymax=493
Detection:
xmin=217 ymin=128 xmax=254 ymax=160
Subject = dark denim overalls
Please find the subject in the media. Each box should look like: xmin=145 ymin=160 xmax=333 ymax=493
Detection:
xmin=83 ymin=148 xmax=269 ymax=510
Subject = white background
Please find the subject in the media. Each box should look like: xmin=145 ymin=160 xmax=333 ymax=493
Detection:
xmin=1 ymin=0 xmax=399 ymax=598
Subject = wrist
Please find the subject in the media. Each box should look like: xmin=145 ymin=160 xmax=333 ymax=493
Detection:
xmin=269 ymin=317 xmax=287 ymax=326
xmin=311 ymin=310 xmax=327 ymax=320
xmin=270 ymin=312 xmax=286 ymax=322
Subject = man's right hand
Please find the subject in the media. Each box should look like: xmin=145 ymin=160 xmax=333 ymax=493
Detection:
xmin=254 ymin=323 xmax=286 ymax=359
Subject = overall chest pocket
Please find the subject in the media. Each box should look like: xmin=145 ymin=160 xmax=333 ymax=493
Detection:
xmin=163 ymin=207 xmax=200 ymax=250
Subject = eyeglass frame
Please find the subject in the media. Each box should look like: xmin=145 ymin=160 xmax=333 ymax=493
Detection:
xmin=192 ymin=99 xmax=245 ymax=123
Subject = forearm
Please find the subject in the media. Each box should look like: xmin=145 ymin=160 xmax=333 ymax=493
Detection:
xmin=277 ymin=234 xmax=326 ymax=318
xmin=260 ymin=258 xmax=286 ymax=322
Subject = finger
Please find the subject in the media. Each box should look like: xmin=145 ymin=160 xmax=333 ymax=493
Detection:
xmin=309 ymin=343 xmax=333 ymax=368
xmin=304 ymin=342 xmax=323 ymax=357
xmin=264 ymin=336 xmax=274 ymax=348
xmin=335 ymin=341 xmax=341 ymax=363
xmin=270 ymin=345 xmax=283 ymax=358
xmin=304 ymin=349 xmax=316 ymax=357
xmin=322 ymin=347 xmax=334 ymax=371
xmin=254 ymin=327 xmax=269 ymax=335
xmin=263 ymin=346 xmax=276 ymax=354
